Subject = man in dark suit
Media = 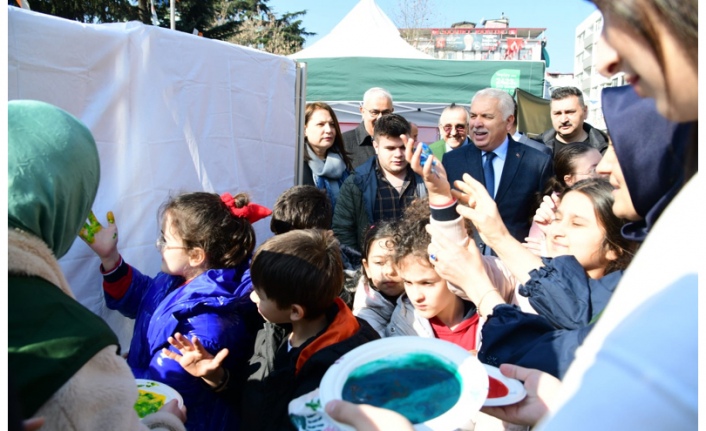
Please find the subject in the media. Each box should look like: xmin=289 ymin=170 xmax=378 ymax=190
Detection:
xmin=443 ymin=88 xmax=554 ymax=254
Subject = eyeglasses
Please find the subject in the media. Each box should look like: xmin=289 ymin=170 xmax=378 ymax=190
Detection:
xmin=364 ymin=108 xmax=393 ymax=117
xmin=442 ymin=124 xmax=467 ymax=133
xmin=155 ymin=235 xmax=187 ymax=251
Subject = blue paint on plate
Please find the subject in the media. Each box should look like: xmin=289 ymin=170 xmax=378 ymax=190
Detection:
xmin=341 ymin=352 xmax=461 ymax=424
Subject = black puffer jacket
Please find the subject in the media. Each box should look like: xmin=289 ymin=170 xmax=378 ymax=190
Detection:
xmin=540 ymin=122 xmax=609 ymax=155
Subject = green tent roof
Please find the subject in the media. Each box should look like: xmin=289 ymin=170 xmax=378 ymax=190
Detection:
xmin=300 ymin=57 xmax=546 ymax=103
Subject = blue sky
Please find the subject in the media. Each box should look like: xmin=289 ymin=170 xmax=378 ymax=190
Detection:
xmin=267 ymin=0 xmax=600 ymax=73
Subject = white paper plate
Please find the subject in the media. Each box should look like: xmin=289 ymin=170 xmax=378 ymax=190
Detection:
xmin=134 ymin=379 xmax=184 ymax=417
xmin=319 ymin=337 xmax=488 ymax=431
xmin=481 ymin=364 xmax=527 ymax=407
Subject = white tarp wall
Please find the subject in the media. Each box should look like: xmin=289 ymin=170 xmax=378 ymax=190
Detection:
xmin=8 ymin=7 xmax=298 ymax=349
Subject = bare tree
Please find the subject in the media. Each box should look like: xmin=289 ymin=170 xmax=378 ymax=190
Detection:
xmin=393 ymin=0 xmax=438 ymax=48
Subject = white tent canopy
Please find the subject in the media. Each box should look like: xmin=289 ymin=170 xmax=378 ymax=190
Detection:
xmin=289 ymin=0 xmax=433 ymax=60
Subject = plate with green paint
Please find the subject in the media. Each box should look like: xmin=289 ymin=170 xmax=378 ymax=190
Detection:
xmin=134 ymin=379 xmax=183 ymax=418
xmin=320 ymin=337 xmax=488 ymax=431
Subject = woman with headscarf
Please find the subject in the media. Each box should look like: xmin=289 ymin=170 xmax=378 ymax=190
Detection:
xmin=8 ymin=100 xmax=186 ymax=431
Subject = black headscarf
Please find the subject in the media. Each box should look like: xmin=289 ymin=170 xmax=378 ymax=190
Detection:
xmin=601 ymin=86 xmax=693 ymax=241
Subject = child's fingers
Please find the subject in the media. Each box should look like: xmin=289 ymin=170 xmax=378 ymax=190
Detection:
xmin=78 ymin=227 xmax=92 ymax=243
xmin=162 ymin=347 xmax=181 ymax=360
xmin=87 ymin=210 xmax=100 ymax=227
xmin=168 ymin=335 xmax=186 ymax=350
xmin=107 ymin=211 xmax=115 ymax=224
xmin=211 ymin=348 xmax=229 ymax=366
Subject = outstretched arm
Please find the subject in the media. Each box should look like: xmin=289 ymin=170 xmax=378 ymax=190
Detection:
xmin=78 ymin=210 xmax=121 ymax=270
xmin=452 ymin=174 xmax=544 ymax=284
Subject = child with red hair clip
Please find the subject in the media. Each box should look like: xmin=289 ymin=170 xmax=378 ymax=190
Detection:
xmin=80 ymin=191 xmax=271 ymax=431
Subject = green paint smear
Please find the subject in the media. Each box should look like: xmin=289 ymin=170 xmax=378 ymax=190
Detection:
xmin=342 ymin=352 xmax=461 ymax=424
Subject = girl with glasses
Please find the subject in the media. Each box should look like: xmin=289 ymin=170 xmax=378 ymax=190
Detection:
xmin=79 ymin=191 xmax=271 ymax=431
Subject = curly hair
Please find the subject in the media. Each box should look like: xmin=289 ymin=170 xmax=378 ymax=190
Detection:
xmin=392 ymin=197 xmax=473 ymax=265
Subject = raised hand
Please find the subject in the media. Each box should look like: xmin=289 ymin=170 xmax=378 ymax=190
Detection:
xmin=452 ymin=174 xmax=510 ymax=248
xmin=425 ymin=224 xmax=484 ymax=293
xmin=79 ymin=210 xmax=120 ymax=269
xmin=403 ymin=135 xmax=452 ymax=206
xmin=162 ymin=333 xmax=228 ymax=385
xmin=426 ymin=224 xmax=503 ymax=316
xmin=481 ymin=364 xmax=561 ymax=427
xmin=533 ymin=192 xmax=560 ymax=235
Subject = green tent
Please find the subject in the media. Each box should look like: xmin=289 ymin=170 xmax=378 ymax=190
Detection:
xmin=300 ymin=56 xmax=546 ymax=128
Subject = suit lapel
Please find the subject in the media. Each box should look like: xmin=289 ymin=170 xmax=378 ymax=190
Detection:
xmin=464 ymin=144 xmax=484 ymax=185
xmin=495 ymin=137 xmax=524 ymax=201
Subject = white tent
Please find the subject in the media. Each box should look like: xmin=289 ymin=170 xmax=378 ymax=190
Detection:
xmin=289 ymin=0 xmax=433 ymax=60
xmin=8 ymin=6 xmax=299 ymax=348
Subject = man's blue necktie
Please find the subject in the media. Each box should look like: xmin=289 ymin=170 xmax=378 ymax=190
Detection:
xmin=483 ymin=151 xmax=496 ymax=198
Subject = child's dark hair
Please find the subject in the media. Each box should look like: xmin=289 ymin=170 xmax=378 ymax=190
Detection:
xmin=531 ymin=142 xmax=600 ymax=224
xmin=566 ymin=178 xmax=637 ymax=274
xmin=270 ymin=185 xmax=332 ymax=234
xmin=392 ymin=197 xmax=474 ymax=266
xmin=547 ymin=142 xmax=599 ymax=194
xmin=250 ymin=229 xmax=343 ymax=319
xmin=360 ymin=221 xmax=397 ymax=285
xmin=159 ymin=192 xmax=255 ymax=269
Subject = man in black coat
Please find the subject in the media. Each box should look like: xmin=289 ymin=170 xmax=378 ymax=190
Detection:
xmin=540 ymin=86 xmax=609 ymax=155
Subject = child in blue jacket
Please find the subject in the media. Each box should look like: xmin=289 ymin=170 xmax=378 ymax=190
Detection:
xmin=80 ymin=191 xmax=271 ymax=431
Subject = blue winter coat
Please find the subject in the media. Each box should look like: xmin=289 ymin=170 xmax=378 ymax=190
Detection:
xmin=104 ymin=259 xmax=262 ymax=431
xmin=478 ymin=256 xmax=622 ymax=379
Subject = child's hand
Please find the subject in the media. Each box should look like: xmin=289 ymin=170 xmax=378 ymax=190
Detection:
xmin=159 ymin=399 xmax=187 ymax=424
xmin=79 ymin=210 xmax=120 ymax=269
xmin=532 ymin=193 xmax=560 ymax=235
xmin=162 ymin=333 xmax=229 ymax=385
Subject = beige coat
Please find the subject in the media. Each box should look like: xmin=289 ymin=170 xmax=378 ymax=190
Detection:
xmin=9 ymin=229 xmax=185 ymax=431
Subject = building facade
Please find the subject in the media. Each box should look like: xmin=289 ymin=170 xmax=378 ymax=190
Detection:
xmin=403 ymin=18 xmax=547 ymax=62
xmin=574 ymin=10 xmax=625 ymax=130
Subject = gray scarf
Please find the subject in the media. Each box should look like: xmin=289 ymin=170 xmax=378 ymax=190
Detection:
xmin=307 ymin=145 xmax=348 ymax=181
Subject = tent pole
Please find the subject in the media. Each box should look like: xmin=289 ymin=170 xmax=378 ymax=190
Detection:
xmin=294 ymin=62 xmax=307 ymax=186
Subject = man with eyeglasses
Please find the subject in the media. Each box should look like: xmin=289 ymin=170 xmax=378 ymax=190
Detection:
xmin=443 ymin=88 xmax=554 ymax=255
xmin=342 ymin=87 xmax=394 ymax=168
xmin=428 ymin=104 xmax=471 ymax=162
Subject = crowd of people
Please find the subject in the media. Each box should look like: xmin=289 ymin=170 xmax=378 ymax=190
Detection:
xmin=7 ymin=0 xmax=698 ymax=429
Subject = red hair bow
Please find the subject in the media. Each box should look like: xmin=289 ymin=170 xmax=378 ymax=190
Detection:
xmin=221 ymin=193 xmax=272 ymax=224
